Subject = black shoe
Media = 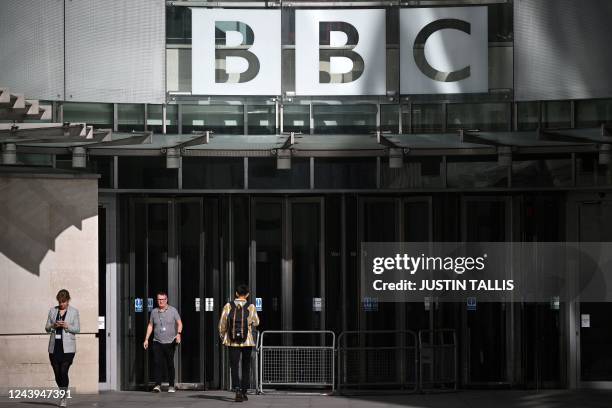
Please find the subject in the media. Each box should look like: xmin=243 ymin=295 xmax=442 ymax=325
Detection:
xmin=242 ymin=391 xmax=248 ymax=401
xmin=234 ymin=392 xmax=244 ymax=402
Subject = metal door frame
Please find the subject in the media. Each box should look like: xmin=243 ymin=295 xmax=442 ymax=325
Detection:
xmin=401 ymin=196 xmax=434 ymax=332
xmin=99 ymin=195 xmax=119 ymax=390
xmin=568 ymin=192 xmax=612 ymax=389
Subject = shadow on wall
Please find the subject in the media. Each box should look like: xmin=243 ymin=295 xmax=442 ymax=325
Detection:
xmin=0 ymin=175 xmax=98 ymax=276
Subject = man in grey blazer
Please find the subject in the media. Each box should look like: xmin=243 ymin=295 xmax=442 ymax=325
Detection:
xmin=45 ymin=289 xmax=80 ymax=407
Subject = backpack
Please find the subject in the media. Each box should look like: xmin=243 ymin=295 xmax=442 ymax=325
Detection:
xmin=227 ymin=302 xmax=250 ymax=343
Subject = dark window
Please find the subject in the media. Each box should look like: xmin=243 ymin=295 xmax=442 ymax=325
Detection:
xmin=248 ymin=105 xmax=275 ymax=135
xmin=447 ymin=103 xmax=510 ymax=131
xmin=63 ymin=102 xmax=113 ymax=129
xmin=16 ymin=153 xmax=53 ymax=166
xmin=182 ymin=104 xmax=243 ymax=135
xmin=517 ymin=102 xmax=539 ymax=131
xmin=381 ymin=105 xmax=399 ymax=133
xmin=89 ymin=156 xmax=113 ymax=188
xmin=576 ymin=99 xmax=612 ymax=128
xmin=166 ymin=5 xmax=191 ymax=45
xmin=147 ymin=104 xmax=178 ymax=134
xmin=447 ymin=156 xmax=508 ymax=188
xmin=380 ymin=156 xmax=442 ymax=188
xmin=118 ymin=156 xmax=178 ymax=189
xmin=313 ymin=105 xmax=377 ymax=134
xmin=542 ymin=101 xmax=571 ymax=129
xmin=118 ymin=104 xmax=144 ymax=132
xmin=56 ymin=154 xmax=113 ymax=188
xmin=248 ymin=157 xmax=309 ymax=189
xmin=512 ymin=153 xmax=572 ymax=187
xmin=283 ymin=104 xmax=309 ymax=134
xmin=488 ymin=3 xmax=513 ymax=42
xmin=182 ymin=157 xmax=243 ymax=189
xmin=314 ymin=157 xmax=376 ymax=189
xmin=410 ymin=104 xmax=444 ymax=133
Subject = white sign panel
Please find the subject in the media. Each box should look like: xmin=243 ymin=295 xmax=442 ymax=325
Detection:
xmin=400 ymin=7 xmax=488 ymax=94
xmin=192 ymin=9 xmax=281 ymax=95
xmin=312 ymin=297 xmax=322 ymax=312
xmin=205 ymin=297 xmax=214 ymax=312
xmin=581 ymin=314 xmax=590 ymax=328
xmin=295 ymin=9 xmax=386 ymax=96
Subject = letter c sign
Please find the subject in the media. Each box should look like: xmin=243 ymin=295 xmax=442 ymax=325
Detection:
xmin=400 ymin=7 xmax=488 ymax=94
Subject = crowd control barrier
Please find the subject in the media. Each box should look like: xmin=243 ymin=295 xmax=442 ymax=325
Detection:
xmin=257 ymin=330 xmax=335 ymax=394
xmin=336 ymin=330 xmax=418 ymax=395
xmin=418 ymin=329 xmax=458 ymax=392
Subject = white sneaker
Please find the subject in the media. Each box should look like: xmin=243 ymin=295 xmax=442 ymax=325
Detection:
xmin=152 ymin=385 xmax=161 ymax=393
xmin=168 ymin=386 xmax=176 ymax=393
xmin=59 ymin=397 xmax=67 ymax=407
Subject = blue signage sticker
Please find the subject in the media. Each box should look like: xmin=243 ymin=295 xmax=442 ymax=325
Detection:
xmin=147 ymin=298 xmax=154 ymax=312
xmin=135 ymin=298 xmax=143 ymax=313
xmin=467 ymin=297 xmax=477 ymax=311
xmin=362 ymin=297 xmax=379 ymax=312
xmin=255 ymin=297 xmax=263 ymax=312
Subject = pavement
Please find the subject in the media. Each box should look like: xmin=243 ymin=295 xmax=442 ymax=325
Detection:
xmin=1 ymin=389 xmax=611 ymax=408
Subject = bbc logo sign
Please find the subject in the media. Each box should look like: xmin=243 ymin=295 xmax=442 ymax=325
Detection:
xmin=192 ymin=7 xmax=488 ymax=96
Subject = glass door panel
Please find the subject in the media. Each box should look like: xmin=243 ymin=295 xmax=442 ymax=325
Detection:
xmin=178 ymin=200 xmax=202 ymax=384
xmin=253 ymin=200 xmax=283 ymax=332
xmin=403 ymin=199 xmax=433 ymax=334
xmin=462 ymin=197 xmax=510 ymax=385
xmin=361 ymin=199 xmax=398 ymax=332
xmin=291 ymin=201 xmax=323 ymax=332
xmin=579 ymin=201 xmax=612 ymax=381
xmin=289 ymin=199 xmax=325 ymax=348
xmin=127 ymin=200 xmax=148 ymax=388
xmin=125 ymin=198 xmax=210 ymax=389
xmin=146 ymin=203 xmax=170 ymax=384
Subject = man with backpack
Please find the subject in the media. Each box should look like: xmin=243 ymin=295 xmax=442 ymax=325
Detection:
xmin=218 ymin=284 xmax=260 ymax=402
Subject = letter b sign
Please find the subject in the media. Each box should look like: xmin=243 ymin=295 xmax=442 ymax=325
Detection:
xmin=192 ymin=9 xmax=281 ymax=95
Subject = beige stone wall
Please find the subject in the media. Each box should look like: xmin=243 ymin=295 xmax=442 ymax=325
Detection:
xmin=0 ymin=174 xmax=99 ymax=394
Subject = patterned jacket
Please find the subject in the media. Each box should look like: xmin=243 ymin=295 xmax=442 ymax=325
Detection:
xmin=218 ymin=300 xmax=259 ymax=347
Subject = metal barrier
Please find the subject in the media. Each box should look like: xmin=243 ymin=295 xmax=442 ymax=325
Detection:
xmin=336 ymin=330 xmax=418 ymax=394
xmin=257 ymin=330 xmax=335 ymax=394
xmin=418 ymin=329 xmax=457 ymax=392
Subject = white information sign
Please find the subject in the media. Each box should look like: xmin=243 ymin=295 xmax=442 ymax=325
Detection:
xmin=205 ymin=297 xmax=214 ymax=312
xmin=192 ymin=9 xmax=281 ymax=95
xmin=312 ymin=297 xmax=322 ymax=312
xmin=581 ymin=314 xmax=591 ymax=328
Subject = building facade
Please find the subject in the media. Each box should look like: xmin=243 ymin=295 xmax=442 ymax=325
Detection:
xmin=2 ymin=0 xmax=612 ymax=392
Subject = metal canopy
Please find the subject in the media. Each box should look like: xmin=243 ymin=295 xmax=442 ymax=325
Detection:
xmin=3 ymin=124 xmax=610 ymax=158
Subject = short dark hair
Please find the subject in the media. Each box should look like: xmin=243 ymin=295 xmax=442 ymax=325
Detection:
xmin=156 ymin=291 xmax=168 ymax=299
xmin=56 ymin=289 xmax=71 ymax=303
xmin=235 ymin=284 xmax=250 ymax=296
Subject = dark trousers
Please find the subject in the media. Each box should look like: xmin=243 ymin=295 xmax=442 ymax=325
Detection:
xmin=228 ymin=346 xmax=253 ymax=392
xmin=49 ymin=353 xmax=75 ymax=389
xmin=152 ymin=341 xmax=176 ymax=387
